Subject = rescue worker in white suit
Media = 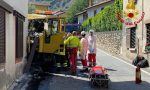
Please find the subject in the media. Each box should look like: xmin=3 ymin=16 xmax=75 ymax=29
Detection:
xmin=87 ymin=30 xmax=96 ymax=67
xmin=80 ymin=31 xmax=88 ymax=72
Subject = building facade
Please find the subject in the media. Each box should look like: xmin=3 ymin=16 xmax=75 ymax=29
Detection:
xmin=0 ymin=0 xmax=28 ymax=89
xmin=76 ymin=0 xmax=114 ymax=24
xmin=121 ymin=0 xmax=150 ymax=63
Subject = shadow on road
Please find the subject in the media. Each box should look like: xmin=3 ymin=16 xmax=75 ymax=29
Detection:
xmin=38 ymin=73 xmax=108 ymax=90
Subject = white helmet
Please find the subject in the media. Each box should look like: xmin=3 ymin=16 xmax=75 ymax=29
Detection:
xmin=81 ymin=31 xmax=86 ymax=35
xmin=89 ymin=29 xmax=94 ymax=33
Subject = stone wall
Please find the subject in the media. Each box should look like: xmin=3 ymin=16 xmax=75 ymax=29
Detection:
xmin=96 ymin=31 xmax=122 ymax=55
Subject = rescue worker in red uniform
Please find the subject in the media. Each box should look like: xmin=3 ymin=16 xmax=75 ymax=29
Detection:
xmin=64 ymin=31 xmax=80 ymax=75
xmin=56 ymin=33 xmax=72 ymax=72
xmin=87 ymin=30 xmax=96 ymax=67
xmin=80 ymin=31 xmax=88 ymax=72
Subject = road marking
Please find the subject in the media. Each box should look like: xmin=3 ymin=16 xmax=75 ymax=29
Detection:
xmin=48 ymin=73 xmax=89 ymax=81
xmin=97 ymin=48 xmax=150 ymax=76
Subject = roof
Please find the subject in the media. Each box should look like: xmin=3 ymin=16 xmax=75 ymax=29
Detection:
xmin=29 ymin=1 xmax=50 ymax=6
xmin=27 ymin=14 xmax=65 ymax=20
xmin=34 ymin=10 xmax=65 ymax=16
xmin=27 ymin=14 xmax=47 ymax=20
xmin=85 ymin=0 xmax=113 ymax=10
xmin=75 ymin=10 xmax=87 ymax=16
xmin=53 ymin=10 xmax=65 ymax=16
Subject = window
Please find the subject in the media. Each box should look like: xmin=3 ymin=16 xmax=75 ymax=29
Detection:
xmin=126 ymin=27 xmax=136 ymax=49
xmin=130 ymin=27 xmax=136 ymax=48
xmin=14 ymin=11 xmax=25 ymax=62
xmin=0 ymin=8 xmax=5 ymax=66
xmin=94 ymin=9 xmax=97 ymax=16
xmin=16 ymin=17 xmax=23 ymax=59
xmin=145 ymin=24 xmax=150 ymax=52
xmin=0 ymin=0 xmax=13 ymax=68
xmin=146 ymin=24 xmax=150 ymax=44
xmin=83 ymin=12 xmax=88 ymax=21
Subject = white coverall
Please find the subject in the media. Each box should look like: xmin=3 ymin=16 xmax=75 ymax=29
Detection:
xmin=87 ymin=35 xmax=96 ymax=54
xmin=87 ymin=34 xmax=96 ymax=66
xmin=80 ymin=37 xmax=88 ymax=60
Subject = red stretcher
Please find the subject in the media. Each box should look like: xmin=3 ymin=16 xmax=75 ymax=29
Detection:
xmin=89 ymin=66 xmax=109 ymax=88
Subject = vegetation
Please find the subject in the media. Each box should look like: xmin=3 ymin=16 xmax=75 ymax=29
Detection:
xmin=47 ymin=0 xmax=72 ymax=10
xmin=66 ymin=0 xmax=88 ymax=23
xmin=28 ymin=0 xmax=72 ymax=13
xmin=82 ymin=0 xmax=123 ymax=32
xmin=28 ymin=4 xmax=36 ymax=14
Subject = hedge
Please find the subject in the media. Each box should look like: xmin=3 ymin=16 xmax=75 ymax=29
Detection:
xmin=82 ymin=0 xmax=123 ymax=32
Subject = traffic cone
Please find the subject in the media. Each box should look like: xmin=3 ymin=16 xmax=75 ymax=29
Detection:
xmin=135 ymin=65 xmax=142 ymax=84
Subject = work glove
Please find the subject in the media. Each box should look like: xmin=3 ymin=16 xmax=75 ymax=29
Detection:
xmin=91 ymin=48 xmax=94 ymax=53
xmin=89 ymin=48 xmax=94 ymax=53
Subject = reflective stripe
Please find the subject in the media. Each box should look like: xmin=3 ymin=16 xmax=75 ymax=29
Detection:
xmin=63 ymin=63 xmax=67 ymax=67
xmin=56 ymin=63 xmax=61 ymax=67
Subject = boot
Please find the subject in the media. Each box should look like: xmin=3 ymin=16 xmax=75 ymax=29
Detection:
xmin=93 ymin=62 xmax=96 ymax=66
xmin=80 ymin=68 xmax=88 ymax=73
xmin=56 ymin=67 xmax=61 ymax=72
xmin=63 ymin=67 xmax=69 ymax=71
xmin=71 ymin=72 xmax=76 ymax=75
xmin=88 ymin=64 xmax=92 ymax=67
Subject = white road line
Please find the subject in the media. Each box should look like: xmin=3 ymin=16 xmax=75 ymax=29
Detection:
xmin=97 ymin=48 xmax=150 ymax=76
xmin=49 ymin=73 xmax=89 ymax=81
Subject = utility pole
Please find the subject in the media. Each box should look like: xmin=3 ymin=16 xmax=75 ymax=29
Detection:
xmin=137 ymin=37 xmax=140 ymax=56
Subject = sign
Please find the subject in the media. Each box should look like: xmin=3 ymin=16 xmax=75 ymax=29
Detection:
xmin=117 ymin=0 xmax=145 ymax=26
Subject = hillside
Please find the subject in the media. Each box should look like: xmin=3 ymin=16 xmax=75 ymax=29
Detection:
xmin=29 ymin=0 xmax=73 ymax=10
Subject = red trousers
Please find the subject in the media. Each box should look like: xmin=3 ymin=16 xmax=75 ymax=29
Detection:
xmin=69 ymin=48 xmax=78 ymax=73
xmin=81 ymin=59 xmax=87 ymax=68
xmin=88 ymin=53 xmax=96 ymax=66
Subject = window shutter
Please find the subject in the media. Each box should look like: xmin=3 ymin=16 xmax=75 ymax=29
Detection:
xmin=16 ymin=18 xmax=23 ymax=58
xmin=130 ymin=27 xmax=136 ymax=48
xmin=14 ymin=10 xmax=25 ymax=59
xmin=146 ymin=24 xmax=150 ymax=44
xmin=0 ymin=8 xmax=5 ymax=63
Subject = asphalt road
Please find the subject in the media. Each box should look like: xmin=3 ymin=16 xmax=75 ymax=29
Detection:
xmin=38 ymin=49 xmax=150 ymax=90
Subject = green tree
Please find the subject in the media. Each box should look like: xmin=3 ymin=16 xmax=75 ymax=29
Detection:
xmin=28 ymin=4 xmax=36 ymax=14
xmin=82 ymin=0 xmax=123 ymax=32
xmin=66 ymin=0 xmax=88 ymax=23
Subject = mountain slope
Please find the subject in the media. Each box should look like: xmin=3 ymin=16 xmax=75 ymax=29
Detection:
xmin=29 ymin=0 xmax=73 ymax=10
